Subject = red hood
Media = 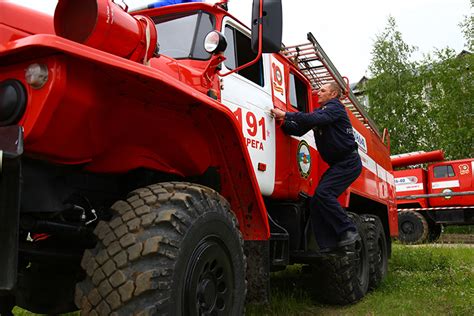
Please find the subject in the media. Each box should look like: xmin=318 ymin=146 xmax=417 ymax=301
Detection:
xmin=0 ymin=1 xmax=54 ymax=44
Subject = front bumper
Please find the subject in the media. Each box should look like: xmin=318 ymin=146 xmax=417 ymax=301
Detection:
xmin=0 ymin=125 xmax=23 ymax=292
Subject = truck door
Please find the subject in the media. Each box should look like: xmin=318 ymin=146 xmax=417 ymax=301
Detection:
xmin=429 ymin=162 xmax=464 ymax=206
xmin=453 ymin=160 xmax=473 ymax=205
xmin=284 ymin=70 xmax=318 ymax=199
xmin=465 ymin=160 xmax=474 ymax=205
xmin=219 ymin=18 xmax=276 ymax=196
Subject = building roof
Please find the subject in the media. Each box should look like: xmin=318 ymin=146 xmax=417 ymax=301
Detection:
xmin=350 ymin=76 xmax=369 ymax=93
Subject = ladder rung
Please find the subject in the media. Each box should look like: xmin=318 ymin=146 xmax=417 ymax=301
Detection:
xmin=281 ymin=33 xmax=381 ymax=138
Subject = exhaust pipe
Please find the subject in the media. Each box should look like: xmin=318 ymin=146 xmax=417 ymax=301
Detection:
xmin=54 ymin=0 xmax=157 ymax=63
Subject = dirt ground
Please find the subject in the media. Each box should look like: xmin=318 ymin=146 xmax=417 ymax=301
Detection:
xmin=438 ymin=233 xmax=474 ymax=244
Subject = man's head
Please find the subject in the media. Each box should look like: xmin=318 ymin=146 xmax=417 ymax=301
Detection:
xmin=317 ymin=82 xmax=342 ymax=105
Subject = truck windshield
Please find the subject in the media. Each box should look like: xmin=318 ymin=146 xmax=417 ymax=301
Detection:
xmin=153 ymin=11 xmax=215 ymax=60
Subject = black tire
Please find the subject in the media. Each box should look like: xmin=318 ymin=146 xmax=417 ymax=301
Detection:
xmin=75 ymin=182 xmax=246 ymax=315
xmin=427 ymin=223 xmax=443 ymax=243
xmin=311 ymin=213 xmax=370 ymax=305
xmin=398 ymin=210 xmax=428 ymax=244
xmin=361 ymin=214 xmax=388 ymax=290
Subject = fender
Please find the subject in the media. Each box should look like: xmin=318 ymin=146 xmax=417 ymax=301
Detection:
xmin=0 ymin=34 xmax=270 ymax=240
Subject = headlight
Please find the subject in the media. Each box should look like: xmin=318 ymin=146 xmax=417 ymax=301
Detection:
xmin=204 ymin=31 xmax=227 ymax=54
xmin=0 ymin=79 xmax=27 ymax=126
xmin=25 ymin=63 xmax=48 ymax=89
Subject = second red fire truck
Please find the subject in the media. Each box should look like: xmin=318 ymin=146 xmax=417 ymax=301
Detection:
xmin=393 ymin=150 xmax=474 ymax=243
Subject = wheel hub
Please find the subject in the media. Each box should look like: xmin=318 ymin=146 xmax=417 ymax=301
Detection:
xmin=198 ymin=277 xmax=217 ymax=308
xmin=184 ymin=236 xmax=233 ymax=315
xmin=402 ymin=221 xmax=415 ymax=234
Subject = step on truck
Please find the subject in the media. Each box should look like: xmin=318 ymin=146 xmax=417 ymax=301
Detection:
xmin=0 ymin=0 xmax=398 ymax=314
xmin=393 ymin=150 xmax=474 ymax=244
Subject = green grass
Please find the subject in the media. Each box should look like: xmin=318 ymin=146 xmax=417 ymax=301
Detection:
xmin=444 ymin=225 xmax=474 ymax=234
xmin=14 ymin=244 xmax=474 ymax=316
xmin=12 ymin=309 xmax=77 ymax=316
xmin=246 ymin=244 xmax=474 ymax=315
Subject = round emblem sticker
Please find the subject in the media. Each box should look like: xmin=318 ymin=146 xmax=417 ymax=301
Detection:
xmin=274 ymin=65 xmax=283 ymax=85
xmin=297 ymin=141 xmax=311 ymax=178
xmin=459 ymin=164 xmax=470 ymax=175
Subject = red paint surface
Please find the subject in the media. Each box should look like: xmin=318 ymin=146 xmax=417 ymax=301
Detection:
xmin=0 ymin=1 xmax=399 ymax=239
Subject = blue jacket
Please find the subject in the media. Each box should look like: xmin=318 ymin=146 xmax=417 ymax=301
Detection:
xmin=284 ymin=98 xmax=358 ymax=165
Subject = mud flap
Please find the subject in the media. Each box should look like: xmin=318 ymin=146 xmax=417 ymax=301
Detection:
xmin=0 ymin=126 xmax=23 ymax=292
xmin=244 ymin=240 xmax=270 ymax=304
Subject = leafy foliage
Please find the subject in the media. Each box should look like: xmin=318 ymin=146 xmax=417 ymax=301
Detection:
xmin=459 ymin=0 xmax=474 ymax=51
xmin=419 ymin=49 xmax=474 ymax=159
xmin=365 ymin=15 xmax=473 ymax=159
xmin=365 ymin=17 xmax=426 ymax=155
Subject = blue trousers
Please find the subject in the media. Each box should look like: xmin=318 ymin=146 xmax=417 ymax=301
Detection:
xmin=310 ymin=152 xmax=362 ymax=249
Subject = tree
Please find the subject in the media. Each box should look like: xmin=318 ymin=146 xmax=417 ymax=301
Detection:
xmin=365 ymin=16 xmax=427 ymax=155
xmin=365 ymin=15 xmax=473 ymax=159
xmin=459 ymin=0 xmax=474 ymax=51
xmin=419 ymin=49 xmax=474 ymax=159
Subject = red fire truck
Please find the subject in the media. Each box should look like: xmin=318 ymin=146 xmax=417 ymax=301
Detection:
xmin=393 ymin=150 xmax=474 ymax=244
xmin=0 ymin=0 xmax=397 ymax=314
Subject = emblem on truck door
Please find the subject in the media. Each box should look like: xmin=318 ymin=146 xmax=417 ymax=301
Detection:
xmin=271 ymin=56 xmax=286 ymax=102
xmin=297 ymin=140 xmax=311 ymax=178
xmin=459 ymin=164 xmax=470 ymax=175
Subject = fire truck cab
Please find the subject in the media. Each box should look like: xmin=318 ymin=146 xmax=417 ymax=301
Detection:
xmin=393 ymin=151 xmax=474 ymax=244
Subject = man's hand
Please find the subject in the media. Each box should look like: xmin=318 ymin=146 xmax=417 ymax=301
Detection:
xmin=270 ymin=108 xmax=286 ymax=120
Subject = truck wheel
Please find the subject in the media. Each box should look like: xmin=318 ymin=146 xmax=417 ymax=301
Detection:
xmin=311 ymin=213 xmax=370 ymax=305
xmin=361 ymin=214 xmax=388 ymax=290
xmin=398 ymin=210 xmax=428 ymax=244
xmin=427 ymin=223 xmax=443 ymax=243
xmin=75 ymin=182 xmax=246 ymax=315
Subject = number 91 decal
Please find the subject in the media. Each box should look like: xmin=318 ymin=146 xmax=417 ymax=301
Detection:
xmin=233 ymin=107 xmax=268 ymax=151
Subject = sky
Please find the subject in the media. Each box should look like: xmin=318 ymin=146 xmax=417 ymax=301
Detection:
xmin=9 ymin=0 xmax=471 ymax=83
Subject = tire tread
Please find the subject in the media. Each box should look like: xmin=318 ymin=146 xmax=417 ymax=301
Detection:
xmin=76 ymin=182 xmax=245 ymax=315
xmin=361 ymin=214 xmax=388 ymax=290
xmin=311 ymin=213 xmax=370 ymax=305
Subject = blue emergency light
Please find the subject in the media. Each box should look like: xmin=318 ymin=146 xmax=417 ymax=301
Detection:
xmin=147 ymin=0 xmax=203 ymax=9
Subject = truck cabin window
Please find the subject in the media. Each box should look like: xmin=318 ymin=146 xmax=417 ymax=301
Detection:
xmin=289 ymin=72 xmax=308 ymax=112
xmin=153 ymin=11 xmax=215 ymax=60
xmin=224 ymin=25 xmax=264 ymax=87
xmin=433 ymin=165 xmax=455 ymax=178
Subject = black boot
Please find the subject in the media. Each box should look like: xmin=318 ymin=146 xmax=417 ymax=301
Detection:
xmin=336 ymin=230 xmax=360 ymax=247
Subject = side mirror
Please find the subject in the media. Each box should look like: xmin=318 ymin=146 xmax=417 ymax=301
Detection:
xmin=251 ymin=0 xmax=283 ymax=53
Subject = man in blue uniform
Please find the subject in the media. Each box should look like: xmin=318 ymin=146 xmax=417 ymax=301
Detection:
xmin=271 ymin=82 xmax=362 ymax=253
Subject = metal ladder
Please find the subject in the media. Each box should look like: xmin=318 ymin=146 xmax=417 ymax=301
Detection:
xmin=281 ymin=32 xmax=381 ymax=137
